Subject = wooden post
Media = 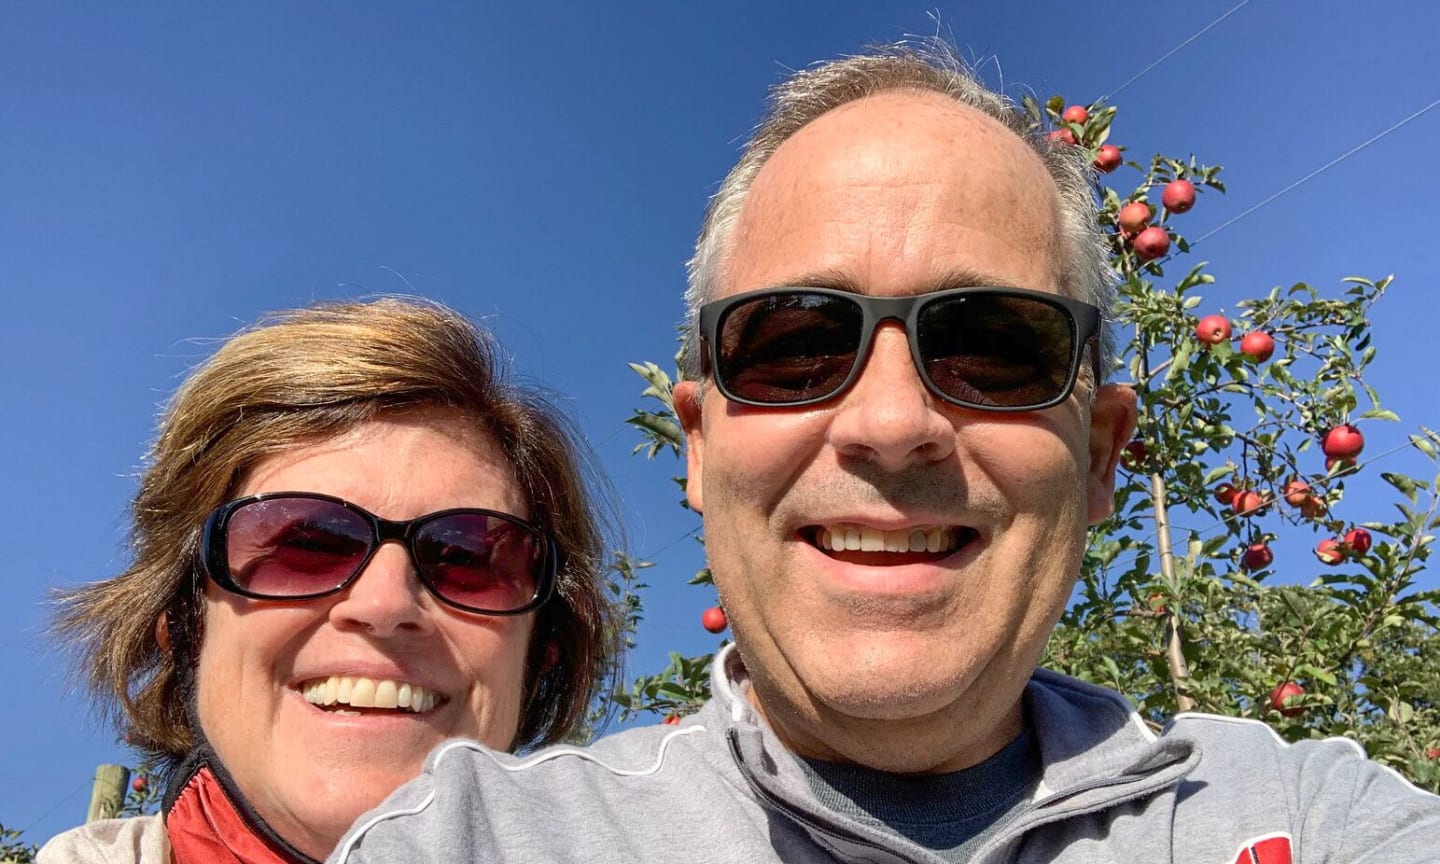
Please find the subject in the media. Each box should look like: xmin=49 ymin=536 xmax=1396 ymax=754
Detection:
xmin=86 ymin=764 xmax=130 ymax=823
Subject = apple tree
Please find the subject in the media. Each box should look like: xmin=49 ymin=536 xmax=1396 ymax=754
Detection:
xmin=0 ymin=823 xmax=38 ymax=864
xmin=615 ymin=96 xmax=1440 ymax=792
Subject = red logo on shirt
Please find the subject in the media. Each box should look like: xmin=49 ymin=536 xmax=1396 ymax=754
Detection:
xmin=1230 ymin=834 xmax=1293 ymax=864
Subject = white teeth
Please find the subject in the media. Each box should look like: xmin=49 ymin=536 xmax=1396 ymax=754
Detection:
xmin=816 ymin=525 xmax=963 ymax=554
xmin=301 ymin=676 xmax=440 ymax=713
xmin=350 ymin=678 xmax=376 ymax=708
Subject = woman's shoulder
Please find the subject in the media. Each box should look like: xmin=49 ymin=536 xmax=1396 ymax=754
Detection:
xmin=37 ymin=815 xmax=170 ymax=864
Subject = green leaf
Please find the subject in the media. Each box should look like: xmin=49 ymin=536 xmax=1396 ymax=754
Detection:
xmin=1383 ymin=472 xmax=1421 ymax=503
xmin=1203 ymin=465 xmax=1233 ymax=484
xmin=1359 ymin=408 xmax=1400 ymax=423
xmin=1411 ymin=431 xmax=1439 ymax=459
xmin=1167 ymin=339 xmax=1193 ymax=382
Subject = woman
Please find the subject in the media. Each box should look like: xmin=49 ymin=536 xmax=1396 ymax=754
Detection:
xmin=42 ymin=298 xmax=620 ymax=863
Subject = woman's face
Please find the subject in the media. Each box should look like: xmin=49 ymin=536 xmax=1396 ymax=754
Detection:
xmin=195 ymin=407 xmax=538 ymax=859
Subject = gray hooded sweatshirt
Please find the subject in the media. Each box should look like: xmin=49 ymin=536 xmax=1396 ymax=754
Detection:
xmin=331 ymin=646 xmax=1440 ymax=863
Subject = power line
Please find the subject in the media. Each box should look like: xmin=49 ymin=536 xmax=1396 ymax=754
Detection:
xmin=1100 ymin=0 xmax=1253 ymax=102
xmin=19 ymin=776 xmax=91 ymax=835
xmin=1190 ymin=95 xmax=1440 ymax=247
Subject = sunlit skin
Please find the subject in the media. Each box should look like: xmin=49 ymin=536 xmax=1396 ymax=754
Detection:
xmin=194 ymin=407 xmax=537 ymax=859
xmin=675 ymin=92 xmax=1136 ymax=774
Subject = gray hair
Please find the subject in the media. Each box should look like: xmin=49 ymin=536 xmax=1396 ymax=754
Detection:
xmin=682 ymin=40 xmax=1116 ymax=384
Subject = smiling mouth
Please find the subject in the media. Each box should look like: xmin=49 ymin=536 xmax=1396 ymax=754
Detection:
xmin=299 ymin=676 xmax=444 ymax=716
xmin=806 ymin=524 xmax=978 ymax=562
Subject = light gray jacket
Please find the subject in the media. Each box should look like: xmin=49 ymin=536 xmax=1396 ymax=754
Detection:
xmin=332 ymin=646 xmax=1440 ymax=863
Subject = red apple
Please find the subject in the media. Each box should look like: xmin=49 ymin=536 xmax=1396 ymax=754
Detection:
xmin=1061 ymin=104 xmax=1089 ymax=125
xmin=1213 ymin=483 xmax=1239 ymax=507
xmin=1132 ymin=226 xmax=1170 ymax=261
xmin=1241 ymin=543 xmax=1274 ymax=571
xmin=132 ymin=776 xmax=147 ymax=793
xmin=662 ymin=714 xmax=681 ymax=726
xmin=1343 ymin=527 xmax=1372 ymax=555
xmin=1162 ymin=178 xmax=1197 ymax=214
xmin=701 ymin=606 xmax=728 ymax=634
xmin=1232 ymin=489 xmax=1267 ymax=517
xmin=1048 ymin=128 xmax=1077 ymax=146
xmin=1118 ymin=201 xmax=1151 ymax=234
xmin=1322 ymin=424 xmax=1364 ymax=460
xmin=1269 ymin=681 xmax=1306 ymax=717
xmin=1123 ymin=439 xmax=1148 ymax=468
xmin=1239 ymin=331 xmax=1275 ymax=362
xmin=1282 ymin=480 xmax=1311 ymax=507
xmin=1426 ymin=746 xmax=1440 ymax=760
xmin=1147 ymin=592 xmax=1168 ymax=616
xmin=1195 ymin=314 xmax=1232 ymax=345
xmin=1093 ymin=144 xmax=1122 ymax=173
xmin=1326 ymin=456 xmax=1358 ymax=476
xmin=1300 ymin=495 xmax=1328 ymax=520
xmin=1315 ymin=538 xmax=1344 ymax=565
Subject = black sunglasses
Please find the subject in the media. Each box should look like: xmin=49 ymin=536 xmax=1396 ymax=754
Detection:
xmin=201 ymin=492 xmax=555 ymax=616
xmin=697 ymin=286 xmax=1100 ymax=411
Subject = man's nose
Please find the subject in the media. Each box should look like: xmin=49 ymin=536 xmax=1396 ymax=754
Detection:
xmin=824 ymin=321 xmax=956 ymax=471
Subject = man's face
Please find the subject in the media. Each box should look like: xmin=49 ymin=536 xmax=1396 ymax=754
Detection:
xmin=675 ymin=92 xmax=1135 ymax=773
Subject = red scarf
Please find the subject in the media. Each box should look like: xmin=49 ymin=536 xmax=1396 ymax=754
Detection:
xmin=165 ymin=762 xmax=316 ymax=864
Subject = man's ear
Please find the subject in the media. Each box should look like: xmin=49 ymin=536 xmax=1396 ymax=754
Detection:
xmin=673 ymin=380 xmax=705 ymax=513
xmin=1085 ymin=383 xmax=1138 ymax=524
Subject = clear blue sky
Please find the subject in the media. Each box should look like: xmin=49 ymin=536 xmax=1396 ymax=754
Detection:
xmin=3 ymin=1 xmax=1437 ymax=845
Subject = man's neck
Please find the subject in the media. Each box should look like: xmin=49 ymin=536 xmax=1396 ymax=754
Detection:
xmin=742 ymin=670 xmax=1026 ymax=775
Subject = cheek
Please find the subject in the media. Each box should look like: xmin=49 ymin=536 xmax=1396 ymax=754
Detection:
xmin=449 ymin=616 xmax=536 ymax=744
xmin=193 ymin=596 xmax=315 ymax=742
xmin=971 ymin=413 xmax=1089 ymax=503
xmin=701 ymin=410 xmax=829 ymax=511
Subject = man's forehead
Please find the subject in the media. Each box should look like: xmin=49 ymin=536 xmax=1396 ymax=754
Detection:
xmin=720 ymin=90 xmax=1064 ymax=298
xmin=746 ymin=265 xmax=1040 ymax=298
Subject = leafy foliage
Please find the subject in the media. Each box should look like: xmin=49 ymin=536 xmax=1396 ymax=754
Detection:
xmin=0 ymin=823 xmax=38 ymax=864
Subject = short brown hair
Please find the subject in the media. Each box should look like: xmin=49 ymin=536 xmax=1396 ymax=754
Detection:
xmin=684 ymin=40 xmax=1115 ymax=380
xmin=53 ymin=297 xmax=620 ymax=772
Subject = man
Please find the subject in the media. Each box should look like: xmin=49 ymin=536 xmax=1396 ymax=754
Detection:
xmin=332 ymin=42 xmax=1439 ymax=864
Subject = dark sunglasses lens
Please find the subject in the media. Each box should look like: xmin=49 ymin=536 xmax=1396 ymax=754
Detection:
xmin=917 ymin=294 xmax=1075 ymax=407
xmin=226 ymin=498 xmax=372 ymax=596
xmin=717 ymin=292 xmax=864 ymax=404
xmin=412 ymin=514 xmax=541 ymax=612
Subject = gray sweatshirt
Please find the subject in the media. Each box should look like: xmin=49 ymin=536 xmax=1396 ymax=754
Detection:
xmin=331 ymin=646 xmax=1440 ymax=863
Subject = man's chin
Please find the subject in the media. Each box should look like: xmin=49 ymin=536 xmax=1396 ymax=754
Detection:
xmin=792 ymin=646 xmax=986 ymax=722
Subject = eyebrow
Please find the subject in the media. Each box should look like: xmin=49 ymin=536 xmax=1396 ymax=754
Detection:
xmin=763 ymin=267 xmax=1033 ymax=296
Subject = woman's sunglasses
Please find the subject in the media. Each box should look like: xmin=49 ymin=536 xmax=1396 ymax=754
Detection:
xmin=200 ymin=492 xmax=555 ymax=616
xmin=697 ymin=286 xmax=1100 ymax=411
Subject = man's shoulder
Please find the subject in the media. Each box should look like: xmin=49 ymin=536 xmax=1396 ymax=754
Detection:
xmin=1165 ymin=710 xmax=1430 ymax=788
xmin=424 ymin=716 xmax=715 ymax=786
xmin=333 ymin=706 xmax=763 ymax=863
xmin=37 ymin=815 xmax=169 ymax=864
